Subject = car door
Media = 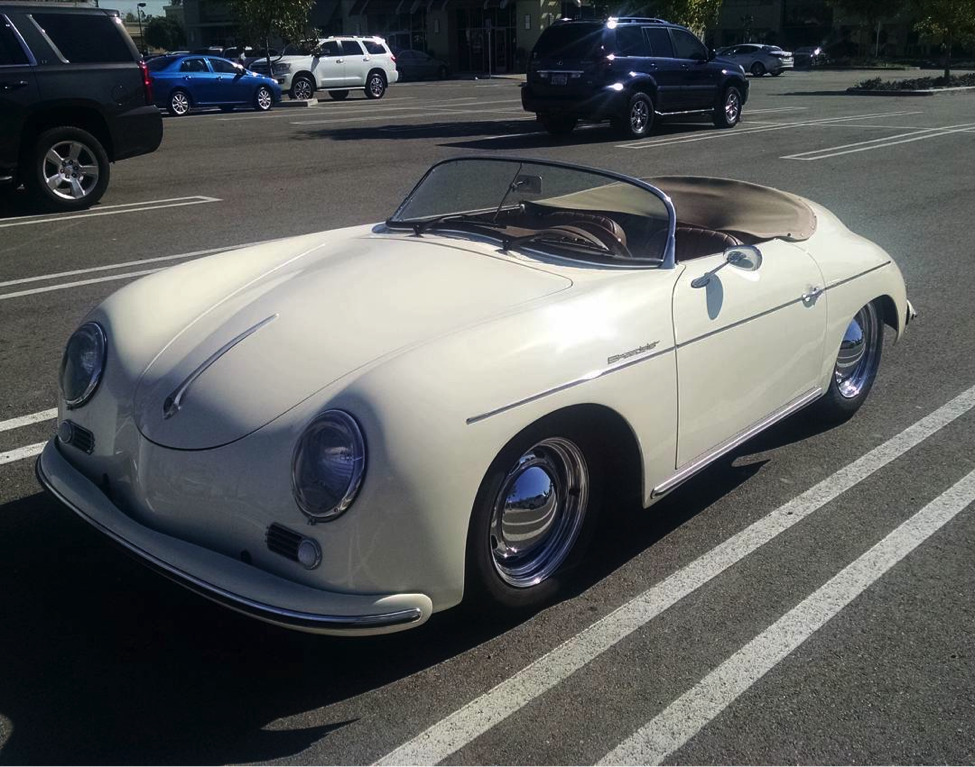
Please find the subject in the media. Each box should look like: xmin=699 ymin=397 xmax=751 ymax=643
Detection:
xmin=0 ymin=14 xmax=38 ymax=171
xmin=340 ymin=39 xmax=368 ymax=86
xmin=671 ymin=240 xmax=827 ymax=468
xmin=312 ymin=40 xmax=344 ymax=88
xmin=669 ymin=27 xmax=719 ymax=109
xmin=641 ymin=26 xmax=684 ymax=111
xmin=207 ymin=57 xmax=247 ymax=103
xmin=177 ymin=57 xmax=211 ymax=102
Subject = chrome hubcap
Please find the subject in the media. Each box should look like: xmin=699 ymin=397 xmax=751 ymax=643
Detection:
xmin=294 ymin=79 xmax=312 ymax=99
xmin=490 ymin=437 xmax=588 ymax=588
xmin=172 ymin=92 xmax=189 ymax=114
xmin=370 ymin=75 xmax=384 ymax=96
xmin=835 ymin=304 xmax=879 ymax=399
xmin=257 ymin=88 xmax=271 ymax=109
xmin=630 ymin=100 xmax=649 ymax=132
xmin=42 ymin=141 xmax=99 ymax=200
xmin=725 ymin=92 xmax=740 ymax=122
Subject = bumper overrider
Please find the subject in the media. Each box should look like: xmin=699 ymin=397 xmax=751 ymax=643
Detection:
xmin=36 ymin=440 xmax=433 ymax=635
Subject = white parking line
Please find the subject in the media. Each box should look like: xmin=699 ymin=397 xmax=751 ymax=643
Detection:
xmin=782 ymin=122 xmax=975 ymax=160
xmin=745 ymin=106 xmax=809 ymax=114
xmin=0 ymin=196 xmax=220 ymax=229
xmin=0 ymin=409 xmax=56 ymax=433
xmin=291 ymin=106 xmax=513 ymax=126
xmin=375 ymin=382 xmax=975 ymax=766
xmin=0 ymin=442 xmax=45 ymax=467
xmin=0 ymin=268 xmax=163 ymax=301
xmin=600 ymin=467 xmax=975 ymax=766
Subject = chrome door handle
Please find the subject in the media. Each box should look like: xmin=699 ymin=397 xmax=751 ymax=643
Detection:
xmin=0 ymin=80 xmax=28 ymax=91
xmin=336 ymin=58 xmax=344 ymax=63
xmin=801 ymin=286 xmax=824 ymax=303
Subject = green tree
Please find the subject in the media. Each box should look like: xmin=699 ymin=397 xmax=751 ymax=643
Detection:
xmin=828 ymin=0 xmax=905 ymax=56
xmin=124 ymin=10 xmax=136 ymax=22
xmin=144 ymin=16 xmax=185 ymax=51
xmin=227 ymin=0 xmax=314 ymax=80
xmin=913 ymin=0 xmax=975 ymax=78
xmin=607 ymin=0 xmax=724 ymax=36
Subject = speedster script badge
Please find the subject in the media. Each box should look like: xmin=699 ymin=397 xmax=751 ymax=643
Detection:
xmin=607 ymin=342 xmax=659 ymax=365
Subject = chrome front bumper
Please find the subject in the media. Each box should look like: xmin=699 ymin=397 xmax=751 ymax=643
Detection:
xmin=36 ymin=440 xmax=433 ymax=635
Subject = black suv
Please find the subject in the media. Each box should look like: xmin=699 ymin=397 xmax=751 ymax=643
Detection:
xmin=0 ymin=4 xmax=162 ymax=211
xmin=522 ymin=17 xmax=748 ymax=138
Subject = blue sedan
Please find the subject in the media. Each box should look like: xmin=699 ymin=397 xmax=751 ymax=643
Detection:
xmin=147 ymin=55 xmax=282 ymax=116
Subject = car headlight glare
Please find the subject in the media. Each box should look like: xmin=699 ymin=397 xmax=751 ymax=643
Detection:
xmin=292 ymin=410 xmax=366 ymax=521
xmin=59 ymin=322 xmax=107 ymax=409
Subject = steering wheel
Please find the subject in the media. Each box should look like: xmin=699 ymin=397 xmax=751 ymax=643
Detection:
xmin=506 ymin=224 xmax=633 ymax=259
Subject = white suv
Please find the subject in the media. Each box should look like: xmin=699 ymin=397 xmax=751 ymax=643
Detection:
xmin=254 ymin=37 xmax=399 ymax=100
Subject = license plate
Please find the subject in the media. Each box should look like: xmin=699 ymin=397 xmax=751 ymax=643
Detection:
xmin=552 ymin=73 xmax=567 ymax=86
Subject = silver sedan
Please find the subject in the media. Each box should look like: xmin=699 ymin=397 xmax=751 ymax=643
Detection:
xmin=717 ymin=44 xmax=794 ymax=76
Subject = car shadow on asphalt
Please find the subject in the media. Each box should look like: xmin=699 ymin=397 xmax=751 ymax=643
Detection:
xmin=0 ymin=414 xmax=831 ymax=764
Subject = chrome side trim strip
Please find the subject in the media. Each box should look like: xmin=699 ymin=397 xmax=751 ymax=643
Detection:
xmin=35 ymin=452 xmax=423 ymax=630
xmin=26 ymin=14 xmax=68 ymax=63
xmin=652 ymin=386 xmax=822 ymax=497
xmin=656 ymin=108 xmax=713 ymax=117
xmin=163 ymin=314 xmax=277 ymax=419
xmin=466 ymin=345 xmax=675 ymax=425
xmin=824 ymin=261 xmax=889 ymax=290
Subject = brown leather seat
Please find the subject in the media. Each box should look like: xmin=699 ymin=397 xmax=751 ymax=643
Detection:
xmin=674 ymin=225 xmax=742 ymax=261
xmin=543 ymin=211 xmax=628 ymax=248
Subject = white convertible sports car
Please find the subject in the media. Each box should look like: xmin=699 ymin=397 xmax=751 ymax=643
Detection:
xmin=38 ymin=158 xmax=915 ymax=635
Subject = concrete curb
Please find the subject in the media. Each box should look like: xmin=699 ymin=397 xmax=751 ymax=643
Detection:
xmin=847 ymin=85 xmax=975 ymax=96
xmin=279 ymin=98 xmax=319 ymax=107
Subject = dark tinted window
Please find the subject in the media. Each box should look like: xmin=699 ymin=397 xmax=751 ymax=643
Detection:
xmin=208 ymin=57 xmax=239 ymax=73
xmin=146 ymin=55 xmax=177 ymax=71
xmin=643 ymin=27 xmax=674 ymax=57
xmin=179 ymin=57 xmax=208 ymax=72
xmin=341 ymin=40 xmax=363 ymax=55
xmin=613 ymin=26 xmax=649 ymax=56
xmin=0 ymin=17 xmax=29 ymax=65
xmin=533 ymin=23 xmax=603 ymax=60
xmin=363 ymin=40 xmax=386 ymax=54
xmin=671 ymin=28 xmax=707 ymax=60
xmin=31 ymin=13 xmax=133 ymax=63
xmin=319 ymin=40 xmax=342 ymax=56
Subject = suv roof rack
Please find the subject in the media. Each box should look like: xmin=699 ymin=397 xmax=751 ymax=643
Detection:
xmin=608 ymin=16 xmax=668 ymax=23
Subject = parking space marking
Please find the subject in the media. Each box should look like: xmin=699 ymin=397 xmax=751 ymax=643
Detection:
xmin=1 ymin=268 xmax=164 ymax=301
xmin=0 ymin=196 xmax=220 ymax=229
xmin=0 ymin=442 xmax=45 ymax=467
xmin=745 ymin=106 xmax=809 ymax=114
xmin=600 ymin=467 xmax=975 ymax=766
xmin=0 ymin=409 xmax=56 ymax=433
xmin=375 ymin=382 xmax=975 ymax=766
xmin=617 ymin=111 xmax=924 ymax=150
xmin=782 ymin=122 xmax=975 ymax=160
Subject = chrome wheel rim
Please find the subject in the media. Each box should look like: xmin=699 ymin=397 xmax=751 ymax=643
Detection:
xmin=369 ymin=75 xmax=384 ymax=97
xmin=489 ymin=437 xmax=589 ymax=588
xmin=171 ymin=92 xmax=189 ymax=114
xmin=630 ymin=100 xmax=649 ymax=133
xmin=294 ymin=79 xmax=313 ymax=100
xmin=42 ymin=140 xmax=99 ymax=201
xmin=256 ymin=87 xmax=272 ymax=110
xmin=835 ymin=303 xmax=879 ymax=399
xmin=725 ymin=91 xmax=740 ymax=122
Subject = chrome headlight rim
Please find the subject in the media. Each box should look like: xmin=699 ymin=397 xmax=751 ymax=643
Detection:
xmin=60 ymin=321 xmax=107 ymax=410
xmin=291 ymin=409 xmax=367 ymax=522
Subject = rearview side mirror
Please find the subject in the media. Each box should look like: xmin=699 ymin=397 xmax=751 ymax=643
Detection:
xmin=691 ymin=245 xmax=763 ymax=288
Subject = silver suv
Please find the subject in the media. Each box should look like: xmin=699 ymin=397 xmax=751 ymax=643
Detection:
xmin=253 ymin=36 xmax=398 ymax=100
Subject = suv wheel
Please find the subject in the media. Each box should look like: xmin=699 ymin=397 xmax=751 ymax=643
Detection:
xmin=750 ymin=61 xmax=766 ymax=76
xmin=168 ymin=89 xmax=191 ymax=116
xmin=25 ymin=126 xmax=110 ymax=212
xmin=615 ymin=92 xmax=654 ymax=139
xmin=540 ymin=114 xmax=577 ymax=136
xmin=365 ymin=71 xmax=386 ymax=99
xmin=713 ymin=86 xmax=742 ymax=129
xmin=291 ymin=75 xmax=315 ymax=101
xmin=328 ymin=90 xmax=349 ymax=100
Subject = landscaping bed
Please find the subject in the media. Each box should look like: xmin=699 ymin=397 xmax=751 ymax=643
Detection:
xmin=849 ymin=73 xmax=975 ymax=95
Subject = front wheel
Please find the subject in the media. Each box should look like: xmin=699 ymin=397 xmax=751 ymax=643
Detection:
xmin=167 ymin=89 xmax=191 ymax=116
xmin=365 ymin=72 xmax=387 ymax=99
xmin=813 ymin=301 xmax=884 ymax=423
xmin=540 ymin=114 xmax=577 ymax=136
xmin=253 ymin=86 xmax=273 ymax=112
xmin=713 ymin=86 xmax=742 ymax=129
xmin=465 ymin=418 xmax=603 ymax=612
xmin=328 ymin=90 xmax=349 ymax=100
xmin=25 ymin=126 xmax=110 ymax=211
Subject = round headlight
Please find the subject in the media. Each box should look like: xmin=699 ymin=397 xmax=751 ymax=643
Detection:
xmin=59 ymin=322 xmax=107 ymax=409
xmin=291 ymin=410 xmax=366 ymax=521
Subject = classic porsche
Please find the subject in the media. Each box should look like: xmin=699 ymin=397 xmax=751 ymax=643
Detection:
xmin=38 ymin=157 xmax=914 ymax=635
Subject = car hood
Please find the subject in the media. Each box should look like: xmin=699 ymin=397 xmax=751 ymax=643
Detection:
xmin=132 ymin=233 xmax=572 ymax=450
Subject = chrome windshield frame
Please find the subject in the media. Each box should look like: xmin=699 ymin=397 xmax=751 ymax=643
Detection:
xmin=386 ymin=156 xmax=677 ymax=269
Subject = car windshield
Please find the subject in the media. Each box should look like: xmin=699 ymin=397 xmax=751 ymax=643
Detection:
xmin=388 ymin=158 xmax=673 ymax=265
xmin=533 ymin=23 xmax=604 ymax=60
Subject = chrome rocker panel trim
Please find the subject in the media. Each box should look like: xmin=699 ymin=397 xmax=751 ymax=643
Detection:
xmin=652 ymin=386 xmax=823 ymax=498
xmin=36 ymin=442 xmax=427 ymax=634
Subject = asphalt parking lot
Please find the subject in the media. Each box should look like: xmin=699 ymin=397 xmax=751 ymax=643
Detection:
xmin=1 ymin=68 xmax=974 ymax=765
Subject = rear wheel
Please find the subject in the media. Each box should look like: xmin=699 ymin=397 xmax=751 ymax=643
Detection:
xmin=614 ymin=92 xmax=654 ymax=139
xmin=465 ymin=416 xmax=604 ymax=612
xmin=540 ymin=114 xmax=577 ymax=136
xmin=365 ymin=71 xmax=387 ymax=99
xmin=713 ymin=86 xmax=742 ymax=128
xmin=290 ymin=75 xmax=315 ymax=100
xmin=25 ymin=126 xmax=110 ymax=212
xmin=328 ymin=90 xmax=349 ymax=100
xmin=167 ymin=88 xmax=191 ymax=116
xmin=813 ymin=301 xmax=884 ymax=423
xmin=751 ymin=61 xmax=767 ymax=76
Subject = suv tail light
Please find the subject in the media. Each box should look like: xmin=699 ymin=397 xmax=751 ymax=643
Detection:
xmin=390 ymin=53 xmax=396 ymax=62
xmin=139 ymin=60 xmax=153 ymax=105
